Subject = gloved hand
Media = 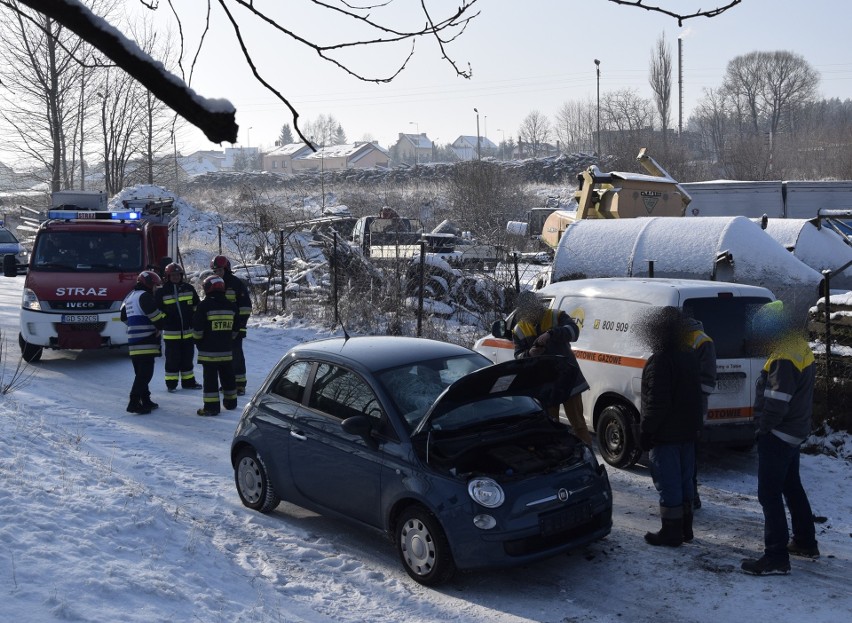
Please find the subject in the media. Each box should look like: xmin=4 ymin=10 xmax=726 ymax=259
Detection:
xmin=528 ymin=345 xmax=546 ymax=357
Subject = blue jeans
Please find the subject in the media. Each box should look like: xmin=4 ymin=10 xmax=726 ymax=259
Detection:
xmin=757 ymin=433 xmax=816 ymax=562
xmin=649 ymin=442 xmax=695 ymax=509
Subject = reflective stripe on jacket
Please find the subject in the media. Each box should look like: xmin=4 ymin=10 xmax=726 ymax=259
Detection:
xmin=121 ymin=289 xmax=165 ymax=357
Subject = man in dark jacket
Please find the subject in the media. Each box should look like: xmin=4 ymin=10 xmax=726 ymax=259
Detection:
xmin=512 ymin=290 xmax=593 ymax=445
xmin=742 ymin=300 xmax=818 ymax=576
xmin=638 ymin=306 xmax=703 ymax=547
xmin=683 ymin=315 xmax=717 ymax=509
xmin=156 ymin=263 xmax=202 ymax=391
xmin=192 ymin=275 xmax=239 ymax=416
xmin=210 ymin=255 xmax=251 ymax=395
xmin=120 ymin=271 xmax=167 ymax=414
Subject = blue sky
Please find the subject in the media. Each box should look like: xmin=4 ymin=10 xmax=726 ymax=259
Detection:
xmin=149 ymin=0 xmax=852 ymax=154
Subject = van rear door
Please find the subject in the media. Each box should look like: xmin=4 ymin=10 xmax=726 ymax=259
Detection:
xmin=682 ymin=295 xmax=773 ymax=444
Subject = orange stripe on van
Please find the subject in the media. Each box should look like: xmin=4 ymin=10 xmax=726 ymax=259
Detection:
xmin=480 ymin=338 xmax=513 ymax=349
xmin=573 ymin=349 xmax=647 ymax=369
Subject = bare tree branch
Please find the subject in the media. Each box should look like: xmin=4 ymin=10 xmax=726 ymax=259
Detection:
xmin=16 ymin=0 xmax=239 ymax=143
xmin=607 ymin=0 xmax=742 ymax=26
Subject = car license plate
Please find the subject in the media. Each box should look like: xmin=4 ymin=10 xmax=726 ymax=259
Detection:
xmin=539 ymin=502 xmax=592 ymax=537
xmin=716 ymin=377 xmax=743 ymax=393
xmin=62 ymin=314 xmax=98 ymax=323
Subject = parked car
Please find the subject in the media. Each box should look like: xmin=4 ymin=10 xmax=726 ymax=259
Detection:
xmin=230 ymin=336 xmax=612 ymax=586
xmin=0 ymin=226 xmax=28 ymax=274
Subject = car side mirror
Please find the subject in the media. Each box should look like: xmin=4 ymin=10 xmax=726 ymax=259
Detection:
xmin=3 ymin=254 xmax=17 ymax=277
xmin=491 ymin=319 xmax=508 ymax=339
xmin=341 ymin=415 xmax=379 ymax=450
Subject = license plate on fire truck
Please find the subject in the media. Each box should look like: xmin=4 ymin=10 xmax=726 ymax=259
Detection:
xmin=61 ymin=314 xmax=98 ymax=323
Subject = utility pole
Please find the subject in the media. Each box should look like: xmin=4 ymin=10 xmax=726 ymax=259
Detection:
xmin=594 ymin=59 xmax=601 ymax=155
xmin=474 ymin=107 xmax=481 ymax=160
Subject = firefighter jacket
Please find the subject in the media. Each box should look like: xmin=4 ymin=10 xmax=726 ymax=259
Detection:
xmin=222 ymin=271 xmax=251 ymax=336
xmin=513 ymin=308 xmax=589 ymax=396
xmin=754 ymin=334 xmax=815 ymax=445
xmin=120 ymin=287 xmax=166 ymax=357
xmin=683 ymin=317 xmax=717 ymax=414
xmin=192 ymin=291 xmax=238 ymax=363
xmin=156 ymin=281 xmax=200 ymax=341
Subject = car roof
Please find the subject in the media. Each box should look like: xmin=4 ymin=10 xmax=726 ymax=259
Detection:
xmin=288 ymin=335 xmax=479 ymax=372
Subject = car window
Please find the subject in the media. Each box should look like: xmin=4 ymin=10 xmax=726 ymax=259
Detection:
xmin=0 ymin=229 xmax=17 ymax=244
xmin=308 ymin=363 xmax=382 ymax=421
xmin=270 ymin=360 xmax=311 ymax=403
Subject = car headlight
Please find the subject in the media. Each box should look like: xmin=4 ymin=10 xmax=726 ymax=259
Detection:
xmin=468 ymin=477 xmax=505 ymax=508
xmin=21 ymin=288 xmax=41 ymax=311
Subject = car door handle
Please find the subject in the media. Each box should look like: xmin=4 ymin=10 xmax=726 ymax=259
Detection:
xmin=290 ymin=430 xmax=307 ymax=441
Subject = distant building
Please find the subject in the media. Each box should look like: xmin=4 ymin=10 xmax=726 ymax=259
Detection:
xmin=262 ymin=143 xmax=314 ymax=175
xmin=222 ymin=147 xmax=260 ymax=171
xmin=391 ymin=133 xmax=433 ymax=165
xmin=288 ymin=142 xmax=389 ymax=173
xmin=451 ymin=135 xmax=498 ymax=161
xmin=177 ymin=151 xmax=226 ymax=177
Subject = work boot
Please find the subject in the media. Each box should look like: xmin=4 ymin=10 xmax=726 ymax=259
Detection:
xmin=166 ymin=383 xmax=178 ymax=393
xmin=644 ymin=506 xmax=684 ymax=547
xmin=141 ymin=396 xmax=159 ymax=411
xmin=126 ymin=397 xmax=151 ymax=415
xmin=741 ymin=555 xmax=791 ymax=575
xmin=182 ymin=381 xmax=203 ymax=390
xmin=223 ymin=397 xmax=238 ymax=411
xmin=236 ymin=386 xmax=247 ymax=396
xmin=787 ymin=539 xmax=820 ymax=559
xmin=682 ymin=502 xmax=694 ymax=543
xmin=196 ymin=408 xmax=220 ymax=417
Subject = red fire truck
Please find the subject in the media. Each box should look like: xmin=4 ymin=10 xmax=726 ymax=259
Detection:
xmin=3 ymin=192 xmax=178 ymax=362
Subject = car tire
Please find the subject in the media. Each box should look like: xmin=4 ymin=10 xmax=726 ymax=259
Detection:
xmin=234 ymin=448 xmax=280 ymax=513
xmin=19 ymin=333 xmax=42 ymax=363
xmin=596 ymin=404 xmax=641 ymax=468
xmin=396 ymin=505 xmax=456 ymax=586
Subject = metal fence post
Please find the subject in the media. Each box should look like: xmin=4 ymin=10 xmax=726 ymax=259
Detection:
xmin=417 ymin=241 xmax=426 ymax=337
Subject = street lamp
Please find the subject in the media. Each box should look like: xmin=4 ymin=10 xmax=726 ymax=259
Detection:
xmin=497 ymin=128 xmax=506 ymax=160
xmin=247 ymin=126 xmax=253 ymax=148
xmin=409 ymin=121 xmax=419 ymax=165
xmin=474 ymin=107 xmax=481 ymax=160
xmin=594 ymin=59 xmax=601 ymax=155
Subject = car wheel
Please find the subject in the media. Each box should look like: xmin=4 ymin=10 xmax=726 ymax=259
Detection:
xmin=234 ymin=448 xmax=280 ymax=513
xmin=19 ymin=334 xmax=42 ymax=363
xmin=596 ymin=404 xmax=641 ymax=468
xmin=395 ymin=505 xmax=456 ymax=586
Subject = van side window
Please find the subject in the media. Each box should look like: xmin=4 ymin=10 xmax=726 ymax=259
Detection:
xmin=684 ymin=297 xmax=772 ymax=358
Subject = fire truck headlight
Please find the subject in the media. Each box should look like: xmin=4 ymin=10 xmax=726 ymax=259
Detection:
xmin=21 ymin=288 xmax=41 ymax=311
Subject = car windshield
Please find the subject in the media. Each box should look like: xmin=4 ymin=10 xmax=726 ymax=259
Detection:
xmin=375 ymin=354 xmax=487 ymax=431
xmin=0 ymin=229 xmax=18 ymax=244
xmin=32 ymin=231 xmax=143 ymax=272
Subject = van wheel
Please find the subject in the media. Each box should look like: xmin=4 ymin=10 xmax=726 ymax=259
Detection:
xmin=596 ymin=404 xmax=641 ymax=468
xmin=19 ymin=334 xmax=42 ymax=363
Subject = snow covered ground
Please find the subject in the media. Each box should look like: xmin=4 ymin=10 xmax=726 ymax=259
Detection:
xmin=0 ymin=269 xmax=850 ymax=622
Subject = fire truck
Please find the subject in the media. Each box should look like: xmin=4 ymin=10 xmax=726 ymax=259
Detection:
xmin=2 ymin=191 xmax=178 ymax=362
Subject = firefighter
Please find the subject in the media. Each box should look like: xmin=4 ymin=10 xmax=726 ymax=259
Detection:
xmin=210 ymin=255 xmax=251 ymax=395
xmin=156 ymin=262 xmax=202 ymax=391
xmin=192 ymin=275 xmax=238 ymax=416
xmin=120 ymin=271 xmax=167 ymax=414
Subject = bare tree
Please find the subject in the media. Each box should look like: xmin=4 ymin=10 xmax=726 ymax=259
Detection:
xmin=554 ymin=99 xmax=596 ymax=153
xmin=304 ymin=114 xmax=346 ymax=147
xmin=518 ymin=110 xmax=551 ymax=157
xmin=649 ymin=32 xmax=672 ymax=150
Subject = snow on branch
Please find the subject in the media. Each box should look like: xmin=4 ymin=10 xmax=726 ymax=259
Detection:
xmin=17 ymin=0 xmax=239 ymax=144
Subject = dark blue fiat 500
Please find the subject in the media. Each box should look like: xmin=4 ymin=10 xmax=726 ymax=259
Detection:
xmin=230 ymin=336 xmax=612 ymax=585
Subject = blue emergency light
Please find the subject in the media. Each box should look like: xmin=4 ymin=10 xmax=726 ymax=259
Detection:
xmin=47 ymin=209 xmax=141 ymax=221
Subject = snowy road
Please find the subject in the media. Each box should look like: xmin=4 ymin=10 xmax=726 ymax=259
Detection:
xmin=0 ymin=273 xmax=849 ymax=623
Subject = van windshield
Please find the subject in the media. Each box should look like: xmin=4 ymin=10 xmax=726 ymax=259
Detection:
xmin=32 ymin=231 xmax=143 ymax=272
xmin=683 ymin=296 xmax=773 ymax=358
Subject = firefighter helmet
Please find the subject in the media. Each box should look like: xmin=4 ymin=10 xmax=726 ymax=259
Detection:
xmin=137 ymin=270 xmax=162 ymax=290
xmin=164 ymin=262 xmax=184 ymax=278
xmin=203 ymin=275 xmax=225 ymax=295
xmin=210 ymin=255 xmax=231 ymax=271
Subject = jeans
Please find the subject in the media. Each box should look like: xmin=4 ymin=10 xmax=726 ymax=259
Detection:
xmin=757 ymin=433 xmax=816 ymax=562
xmin=648 ymin=442 xmax=695 ymax=509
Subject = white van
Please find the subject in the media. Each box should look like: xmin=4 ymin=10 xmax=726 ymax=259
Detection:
xmin=473 ymin=278 xmax=775 ymax=468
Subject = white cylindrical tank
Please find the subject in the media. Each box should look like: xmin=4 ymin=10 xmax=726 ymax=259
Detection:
xmin=757 ymin=218 xmax=852 ymax=291
xmin=551 ymin=216 xmax=824 ymax=323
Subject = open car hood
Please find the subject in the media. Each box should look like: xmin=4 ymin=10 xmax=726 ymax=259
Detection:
xmin=412 ymin=355 xmax=581 ymax=436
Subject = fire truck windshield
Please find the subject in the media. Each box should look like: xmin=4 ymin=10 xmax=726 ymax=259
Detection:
xmin=32 ymin=231 xmax=143 ymax=272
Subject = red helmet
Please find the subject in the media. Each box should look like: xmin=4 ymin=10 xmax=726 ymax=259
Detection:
xmin=164 ymin=262 xmax=184 ymax=278
xmin=210 ymin=255 xmax=230 ymax=271
xmin=137 ymin=270 xmax=162 ymax=290
xmin=203 ymin=275 xmax=225 ymax=295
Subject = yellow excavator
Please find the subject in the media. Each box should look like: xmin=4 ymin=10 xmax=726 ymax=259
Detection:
xmin=539 ymin=148 xmax=692 ymax=247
